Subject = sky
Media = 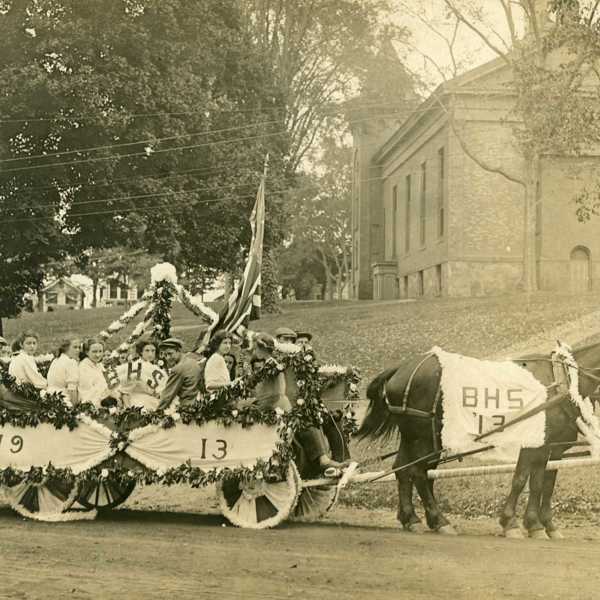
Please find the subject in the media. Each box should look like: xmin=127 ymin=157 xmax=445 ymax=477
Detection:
xmin=392 ymin=0 xmax=526 ymax=90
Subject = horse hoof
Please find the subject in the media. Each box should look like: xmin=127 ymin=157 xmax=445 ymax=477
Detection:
xmin=405 ymin=522 xmax=427 ymax=534
xmin=503 ymin=528 xmax=524 ymax=539
xmin=437 ymin=525 xmax=458 ymax=536
xmin=529 ymin=529 xmax=550 ymax=540
xmin=547 ymin=529 xmax=564 ymax=540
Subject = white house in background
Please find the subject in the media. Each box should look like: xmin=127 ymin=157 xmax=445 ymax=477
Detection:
xmin=38 ymin=277 xmax=85 ymax=312
xmin=97 ymin=274 xmax=142 ymax=307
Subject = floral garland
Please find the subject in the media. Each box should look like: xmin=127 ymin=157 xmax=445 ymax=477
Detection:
xmin=177 ymin=285 xmax=219 ymax=328
xmin=0 ymin=259 xmax=363 ymax=498
xmin=98 ymin=298 xmax=150 ymax=341
xmin=553 ymin=343 xmax=600 ymax=456
xmin=145 ymin=281 xmax=175 ymax=342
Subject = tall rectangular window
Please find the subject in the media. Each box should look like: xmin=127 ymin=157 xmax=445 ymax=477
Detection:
xmin=392 ymin=185 xmax=398 ymax=257
xmin=438 ymin=147 xmax=445 ymax=238
xmin=404 ymin=174 xmax=411 ymax=254
xmin=420 ymin=162 xmax=427 ymax=247
xmin=435 ymin=264 xmax=442 ymax=296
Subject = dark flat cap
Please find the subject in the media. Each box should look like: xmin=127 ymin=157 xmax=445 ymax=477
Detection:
xmin=274 ymin=327 xmax=297 ymax=339
xmin=158 ymin=337 xmax=184 ymax=350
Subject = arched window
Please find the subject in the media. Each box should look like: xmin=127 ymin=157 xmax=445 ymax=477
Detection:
xmin=569 ymin=246 xmax=591 ymax=293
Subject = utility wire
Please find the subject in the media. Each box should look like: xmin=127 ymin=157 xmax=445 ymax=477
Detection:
xmin=0 ymin=130 xmax=288 ymax=174
xmin=0 ymin=119 xmax=283 ymax=163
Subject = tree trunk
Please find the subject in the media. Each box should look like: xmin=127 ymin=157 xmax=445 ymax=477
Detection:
xmin=522 ymin=155 xmax=540 ymax=294
xmin=325 ymin=279 xmax=334 ymax=301
xmin=335 ymin=274 xmax=343 ymax=300
xmin=223 ymin=272 xmax=234 ymax=302
xmin=92 ymin=279 xmax=98 ymax=308
xmin=0 ymin=317 xmax=4 ymax=337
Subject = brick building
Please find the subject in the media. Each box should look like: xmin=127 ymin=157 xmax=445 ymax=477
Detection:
xmin=351 ymin=52 xmax=600 ymax=300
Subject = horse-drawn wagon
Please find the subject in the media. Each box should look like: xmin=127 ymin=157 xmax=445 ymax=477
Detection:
xmin=0 ymin=355 xmax=360 ymax=528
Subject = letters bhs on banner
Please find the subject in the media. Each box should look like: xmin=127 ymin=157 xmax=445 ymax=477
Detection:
xmin=431 ymin=347 xmax=547 ymax=462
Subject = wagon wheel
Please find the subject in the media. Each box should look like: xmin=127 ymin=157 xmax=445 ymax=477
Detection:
xmin=217 ymin=462 xmax=300 ymax=529
xmin=76 ymin=478 xmax=136 ymax=512
xmin=4 ymin=476 xmax=79 ymax=522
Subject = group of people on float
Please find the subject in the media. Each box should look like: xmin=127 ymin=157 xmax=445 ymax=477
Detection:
xmin=0 ymin=324 xmax=346 ymax=474
xmin=0 ymin=331 xmax=163 ymax=406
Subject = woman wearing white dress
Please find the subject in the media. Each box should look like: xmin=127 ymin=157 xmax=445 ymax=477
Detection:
xmin=47 ymin=338 xmax=82 ymax=403
xmin=78 ymin=338 xmax=112 ymax=408
xmin=203 ymin=330 xmax=232 ymax=391
xmin=8 ymin=330 xmax=47 ymax=390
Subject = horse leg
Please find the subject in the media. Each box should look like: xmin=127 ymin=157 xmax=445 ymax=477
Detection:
xmin=523 ymin=448 xmax=551 ymax=539
xmin=499 ymin=449 xmax=531 ymax=538
xmin=539 ymin=468 xmax=563 ymax=539
xmin=408 ymin=439 xmax=454 ymax=534
xmin=539 ymin=445 xmax=567 ymax=539
xmin=394 ymin=438 xmax=422 ymax=532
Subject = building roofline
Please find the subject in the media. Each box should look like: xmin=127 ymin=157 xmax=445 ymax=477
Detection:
xmin=41 ymin=277 xmax=84 ymax=294
xmin=371 ymin=55 xmax=511 ymax=165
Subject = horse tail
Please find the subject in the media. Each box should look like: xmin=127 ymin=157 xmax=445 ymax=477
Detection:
xmin=356 ymin=367 xmax=400 ymax=441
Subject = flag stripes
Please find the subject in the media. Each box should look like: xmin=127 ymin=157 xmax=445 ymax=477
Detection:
xmin=206 ymin=174 xmax=265 ymax=338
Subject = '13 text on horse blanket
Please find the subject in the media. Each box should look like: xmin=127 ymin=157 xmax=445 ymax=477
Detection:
xmin=431 ymin=347 xmax=547 ymax=462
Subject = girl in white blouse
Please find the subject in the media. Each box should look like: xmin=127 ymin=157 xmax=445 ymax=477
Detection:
xmin=204 ymin=330 xmax=233 ymax=391
xmin=78 ymin=338 xmax=112 ymax=408
xmin=47 ymin=338 xmax=82 ymax=403
xmin=8 ymin=330 xmax=47 ymax=390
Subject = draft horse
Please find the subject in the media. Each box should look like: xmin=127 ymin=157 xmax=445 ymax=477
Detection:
xmin=357 ymin=342 xmax=600 ymax=539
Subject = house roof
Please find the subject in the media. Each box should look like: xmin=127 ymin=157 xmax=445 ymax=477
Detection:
xmin=371 ymin=54 xmax=511 ymax=165
xmin=41 ymin=276 xmax=84 ymax=295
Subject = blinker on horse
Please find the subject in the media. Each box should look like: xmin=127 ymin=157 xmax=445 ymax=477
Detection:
xmin=357 ymin=341 xmax=600 ymax=538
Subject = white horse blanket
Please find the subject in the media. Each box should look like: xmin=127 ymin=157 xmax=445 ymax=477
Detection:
xmin=431 ymin=347 xmax=547 ymax=463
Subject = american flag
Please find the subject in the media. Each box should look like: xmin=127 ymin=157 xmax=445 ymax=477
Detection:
xmin=205 ymin=173 xmax=265 ymax=339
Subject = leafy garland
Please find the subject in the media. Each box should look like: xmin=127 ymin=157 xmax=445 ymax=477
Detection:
xmin=0 ymin=262 xmax=362 ymax=493
xmin=0 ymin=349 xmax=360 ymax=490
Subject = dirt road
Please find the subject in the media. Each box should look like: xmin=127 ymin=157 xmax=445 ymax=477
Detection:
xmin=1 ymin=487 xmax=599 ymax=600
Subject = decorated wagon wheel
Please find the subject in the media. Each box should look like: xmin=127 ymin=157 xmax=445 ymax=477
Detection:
xmin=76 ymin=477 xmax=136 ymax=512
xmin=217 ymin=462 xmax=300 ymax=529
xmin=4 ymin=476 xmax=79 ymax=522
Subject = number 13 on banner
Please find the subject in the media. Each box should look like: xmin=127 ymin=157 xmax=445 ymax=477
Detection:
xmin=474 ymin=414 xmax=506 ymax=435
xmin=0 ymin=434 xmax=24 ymax=454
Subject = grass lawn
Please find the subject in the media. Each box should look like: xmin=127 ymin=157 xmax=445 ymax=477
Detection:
xmin=5 ymin=291 xmax=600 ymax=522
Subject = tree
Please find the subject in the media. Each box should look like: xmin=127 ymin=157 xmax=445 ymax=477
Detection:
xmin=285 ymin=138 xmax=353 ymax=300
xmin=240 ymin=0 xmax=412 ymax=173
xmin=394 ymin=0 xmax=600 ymax=291
xmin=0 ymin=0 xmax=289 ymax=311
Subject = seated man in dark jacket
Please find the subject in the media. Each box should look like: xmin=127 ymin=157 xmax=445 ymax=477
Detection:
xmin=157 ymin=338 xmax=202 ymax=410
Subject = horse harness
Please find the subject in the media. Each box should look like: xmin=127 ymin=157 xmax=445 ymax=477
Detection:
xmin=383 ymin=353 xmax=443 ymax=451
xmin=382 ymin=351 xmax=600 ymax=453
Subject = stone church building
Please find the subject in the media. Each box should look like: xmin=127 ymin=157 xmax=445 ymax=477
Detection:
xmin=350 ymin=42 xmax=600 ymax=300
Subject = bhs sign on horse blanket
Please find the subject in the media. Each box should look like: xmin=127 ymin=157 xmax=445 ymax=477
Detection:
xmin=431 ymin=347 xmax=547 ymax=462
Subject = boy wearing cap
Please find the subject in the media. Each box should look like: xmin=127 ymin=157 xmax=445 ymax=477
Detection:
xmin=274 ymin=327 xmax=297 ymax=345
xmin=157 ymin=338 xmax=202 ymax=410
xmin=295 ymin=331 xmax=312 ymax=350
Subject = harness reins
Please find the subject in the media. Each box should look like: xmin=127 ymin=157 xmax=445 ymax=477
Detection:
xmin=382 ymin=351 xmax=600 ymax=454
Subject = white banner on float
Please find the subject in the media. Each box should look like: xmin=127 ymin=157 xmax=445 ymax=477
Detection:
xmin=0 ymin=417 xmax=113 ymax=473
xmin=126 ymin=422 xmax=280 ymax=472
